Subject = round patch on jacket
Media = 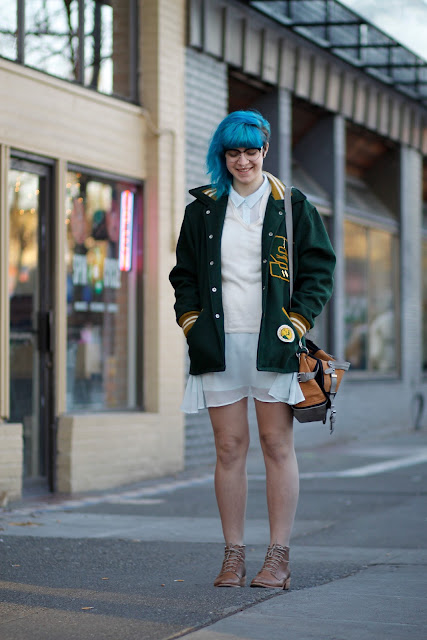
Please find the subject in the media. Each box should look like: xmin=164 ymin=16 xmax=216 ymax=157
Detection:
xmin=277 ymin=324 xmax=295 ymax=343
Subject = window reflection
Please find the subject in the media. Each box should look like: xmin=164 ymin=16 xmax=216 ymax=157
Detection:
xmin=25 ymin=0 xmax=79 ymax=81
xmin=344 ymin=221 xmax=398 ymax=373
xmin=368 ymin=230 xmax=397 ymax=372
xmin=84 ymin=0 xmax=113 ymax=93
xmin=1 ymin=1 xmax=136 ymax=100
xmin=84 ymin=1 xmax=133 ymax=97
xmin=0 ymin=1 xmax=17 ymax=60
xmin=66 ymin=171 xmax=140 ymax=411
xmin=344 ymin=222 xmax=368 ymax=369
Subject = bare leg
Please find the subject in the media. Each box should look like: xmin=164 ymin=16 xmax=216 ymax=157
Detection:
xmin=209 ymin=398 xmax=250 ymax=545
xmin=254 ymin=400 xmax=299 ymax=547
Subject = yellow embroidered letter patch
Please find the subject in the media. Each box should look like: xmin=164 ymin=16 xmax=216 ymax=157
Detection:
xmin=269 ymin=236 xmax=289 ymax=282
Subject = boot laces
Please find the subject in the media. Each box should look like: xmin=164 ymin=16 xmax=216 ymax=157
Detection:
xmin=220 ymin=545 xmax=245 ymax=574
xmin=263 ymin=544 xmax=289 ymax=572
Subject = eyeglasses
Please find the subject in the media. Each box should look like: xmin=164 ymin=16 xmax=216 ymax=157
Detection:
xmin=225 ymin=148 xmax=263 ymax=161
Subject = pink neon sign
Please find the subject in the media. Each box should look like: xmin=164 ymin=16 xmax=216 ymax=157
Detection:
xmin=119 ymin=190 xmax=134 ymax=271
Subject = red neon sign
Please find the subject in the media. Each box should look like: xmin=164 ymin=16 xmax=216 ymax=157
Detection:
xmin=119 ymin=190 xmax=134 ymax=272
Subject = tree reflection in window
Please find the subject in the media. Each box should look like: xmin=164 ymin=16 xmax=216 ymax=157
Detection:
xmin=85 ymin=0 xmax=113 ymax=93
xmin=0 ymin=0 xmax=18 ymax=60
xmin=1 ymin=1 xmax=134 ymax=99
xmin=25 ymin=0 xmax=80 ymax=82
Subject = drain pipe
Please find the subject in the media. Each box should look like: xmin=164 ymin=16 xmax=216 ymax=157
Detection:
xmin=143 ymin=109 xmax=177 ymax=253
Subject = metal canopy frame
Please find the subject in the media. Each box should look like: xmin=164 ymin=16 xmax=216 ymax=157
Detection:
xmin=243 ymin=0 xmax=427 ymax=105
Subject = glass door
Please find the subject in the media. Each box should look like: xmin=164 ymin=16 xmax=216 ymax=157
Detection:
xmin=8 ymin=159 xmax=55 ymax=490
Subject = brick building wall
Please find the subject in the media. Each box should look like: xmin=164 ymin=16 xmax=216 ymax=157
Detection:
xmin=184 ymin=49 xmax=228 ymax=468
xmin=185 ymin=50 xmax=228 ymax=203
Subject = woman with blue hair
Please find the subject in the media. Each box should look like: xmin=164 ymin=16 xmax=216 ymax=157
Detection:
xmin=170 ymin=110 xmax=335 ymax=589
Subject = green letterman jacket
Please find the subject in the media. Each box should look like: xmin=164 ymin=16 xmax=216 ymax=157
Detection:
xmin=169 ymin=172 xmax=336 ymax=375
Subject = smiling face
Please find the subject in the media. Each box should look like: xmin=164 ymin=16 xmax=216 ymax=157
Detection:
xmin=225 ymin=144 xmax=269 ymax=196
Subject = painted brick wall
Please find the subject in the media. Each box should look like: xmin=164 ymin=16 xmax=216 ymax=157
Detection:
xmin=56 ymin=413 xmax=183 ymax=493
xmin=0 ymin=424 xmax=23 ymax=500
xmin=185 ymin=50 xmax=228 ymax=202
xmin=184 ymin=49 xmax=228 ymax=467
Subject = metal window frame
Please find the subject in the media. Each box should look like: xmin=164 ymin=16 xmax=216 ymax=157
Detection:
xmin=8 ymin=151 xmax=57 ymax=489
xmin=129 ymin=0 xmax=139 ymax=103
xmin=78 ymin=0 xmax=85 ymax=84
xmin=17 ymin=0 xmax=24 ymax=63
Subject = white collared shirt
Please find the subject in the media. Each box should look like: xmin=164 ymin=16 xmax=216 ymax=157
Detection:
xmin=229 ymin=174 xmax=270 ymax=225
xmin=221 ymin=174 xmax=272 ymax=333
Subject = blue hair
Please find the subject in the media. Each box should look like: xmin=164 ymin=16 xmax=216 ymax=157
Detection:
xmin=206 ymin=110 xmax=271 ymax=198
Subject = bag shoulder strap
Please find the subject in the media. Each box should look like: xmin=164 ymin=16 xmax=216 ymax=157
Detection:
xmin=284 ymin=186 xmax=293 ymax=302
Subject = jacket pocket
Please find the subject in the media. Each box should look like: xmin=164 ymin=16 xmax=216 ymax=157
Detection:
xmin=186 ymin=310 xmax=223 ymax=374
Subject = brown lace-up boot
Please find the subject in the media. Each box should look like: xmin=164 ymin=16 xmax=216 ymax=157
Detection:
xmin=250 ymin=544 xmax=290 ymax=589
xmin=213 ymin=544 xmax=246 ymax=587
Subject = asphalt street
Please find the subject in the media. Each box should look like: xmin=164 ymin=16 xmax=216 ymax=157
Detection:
xmin=0 ymin=421 xmax=426 ymax=640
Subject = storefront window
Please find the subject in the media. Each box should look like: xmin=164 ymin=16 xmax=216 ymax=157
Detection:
xmin=1 ymin=1 xmax=136 ymax=101
xmin=344 ymin=220 xmax=399 ymax=373
xmin=0 ymin=1 xmax=17 ymax=60
xmin=65 ymin=171 xmax=142 ymax=411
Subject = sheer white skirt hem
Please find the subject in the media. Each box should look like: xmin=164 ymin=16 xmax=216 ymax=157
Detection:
xmin=181 ymin=333 xmax=304 ymax=414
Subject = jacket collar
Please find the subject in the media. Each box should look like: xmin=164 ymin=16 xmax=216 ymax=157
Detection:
xmin=189 ymin=173 xmax=305 ymax=206
xmin=264 ymin=172 xmax=285 ymax=201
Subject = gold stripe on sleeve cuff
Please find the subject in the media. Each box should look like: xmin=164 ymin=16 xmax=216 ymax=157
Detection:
xmin=178 ymin=311 xmax=200 ymax=337
xmin=289 ymin=312 xmax=310 ymax=339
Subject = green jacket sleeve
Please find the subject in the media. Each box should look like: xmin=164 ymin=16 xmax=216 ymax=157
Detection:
xmin=291 ymin=196 xmax=336 ymax=329
xmin=169 ymin=206 xmax=202 ymax=333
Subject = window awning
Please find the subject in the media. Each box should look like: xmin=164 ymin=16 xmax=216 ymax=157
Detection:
xmin=292 ymin=161 xmax=331 ymax=214
xmin=346 ymin=174 xmax=397 ymax=226
xmin=245 ymin=0 xmax=427 ymax=106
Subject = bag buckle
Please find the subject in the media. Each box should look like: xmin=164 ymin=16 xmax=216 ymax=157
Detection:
xmin=329 ymin=406 xmax=336 ymax=434
xmin=297 ymin=339 xmax=308 ymax=356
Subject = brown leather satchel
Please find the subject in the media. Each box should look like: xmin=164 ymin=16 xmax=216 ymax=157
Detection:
xmin=293 ymin=339 xmax=350 ymax=432
xmin=284 ymin=187 xmax=350 ymax=433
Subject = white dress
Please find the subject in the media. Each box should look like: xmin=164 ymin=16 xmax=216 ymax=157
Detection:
xmin=181 ymin=176 xmax=304 ymax=414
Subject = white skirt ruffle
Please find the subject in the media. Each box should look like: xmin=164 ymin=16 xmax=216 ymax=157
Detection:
xmin=181 ymin=333 xmax=304 ymax=414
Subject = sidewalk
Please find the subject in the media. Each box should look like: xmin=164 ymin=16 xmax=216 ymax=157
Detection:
xmin=211 ymin=425 xmax=427 ymax=640
xmin=183 ymin=562 xmax=427 ymax=640
xmin=1 ymin=424 xmax=426 ymax=640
